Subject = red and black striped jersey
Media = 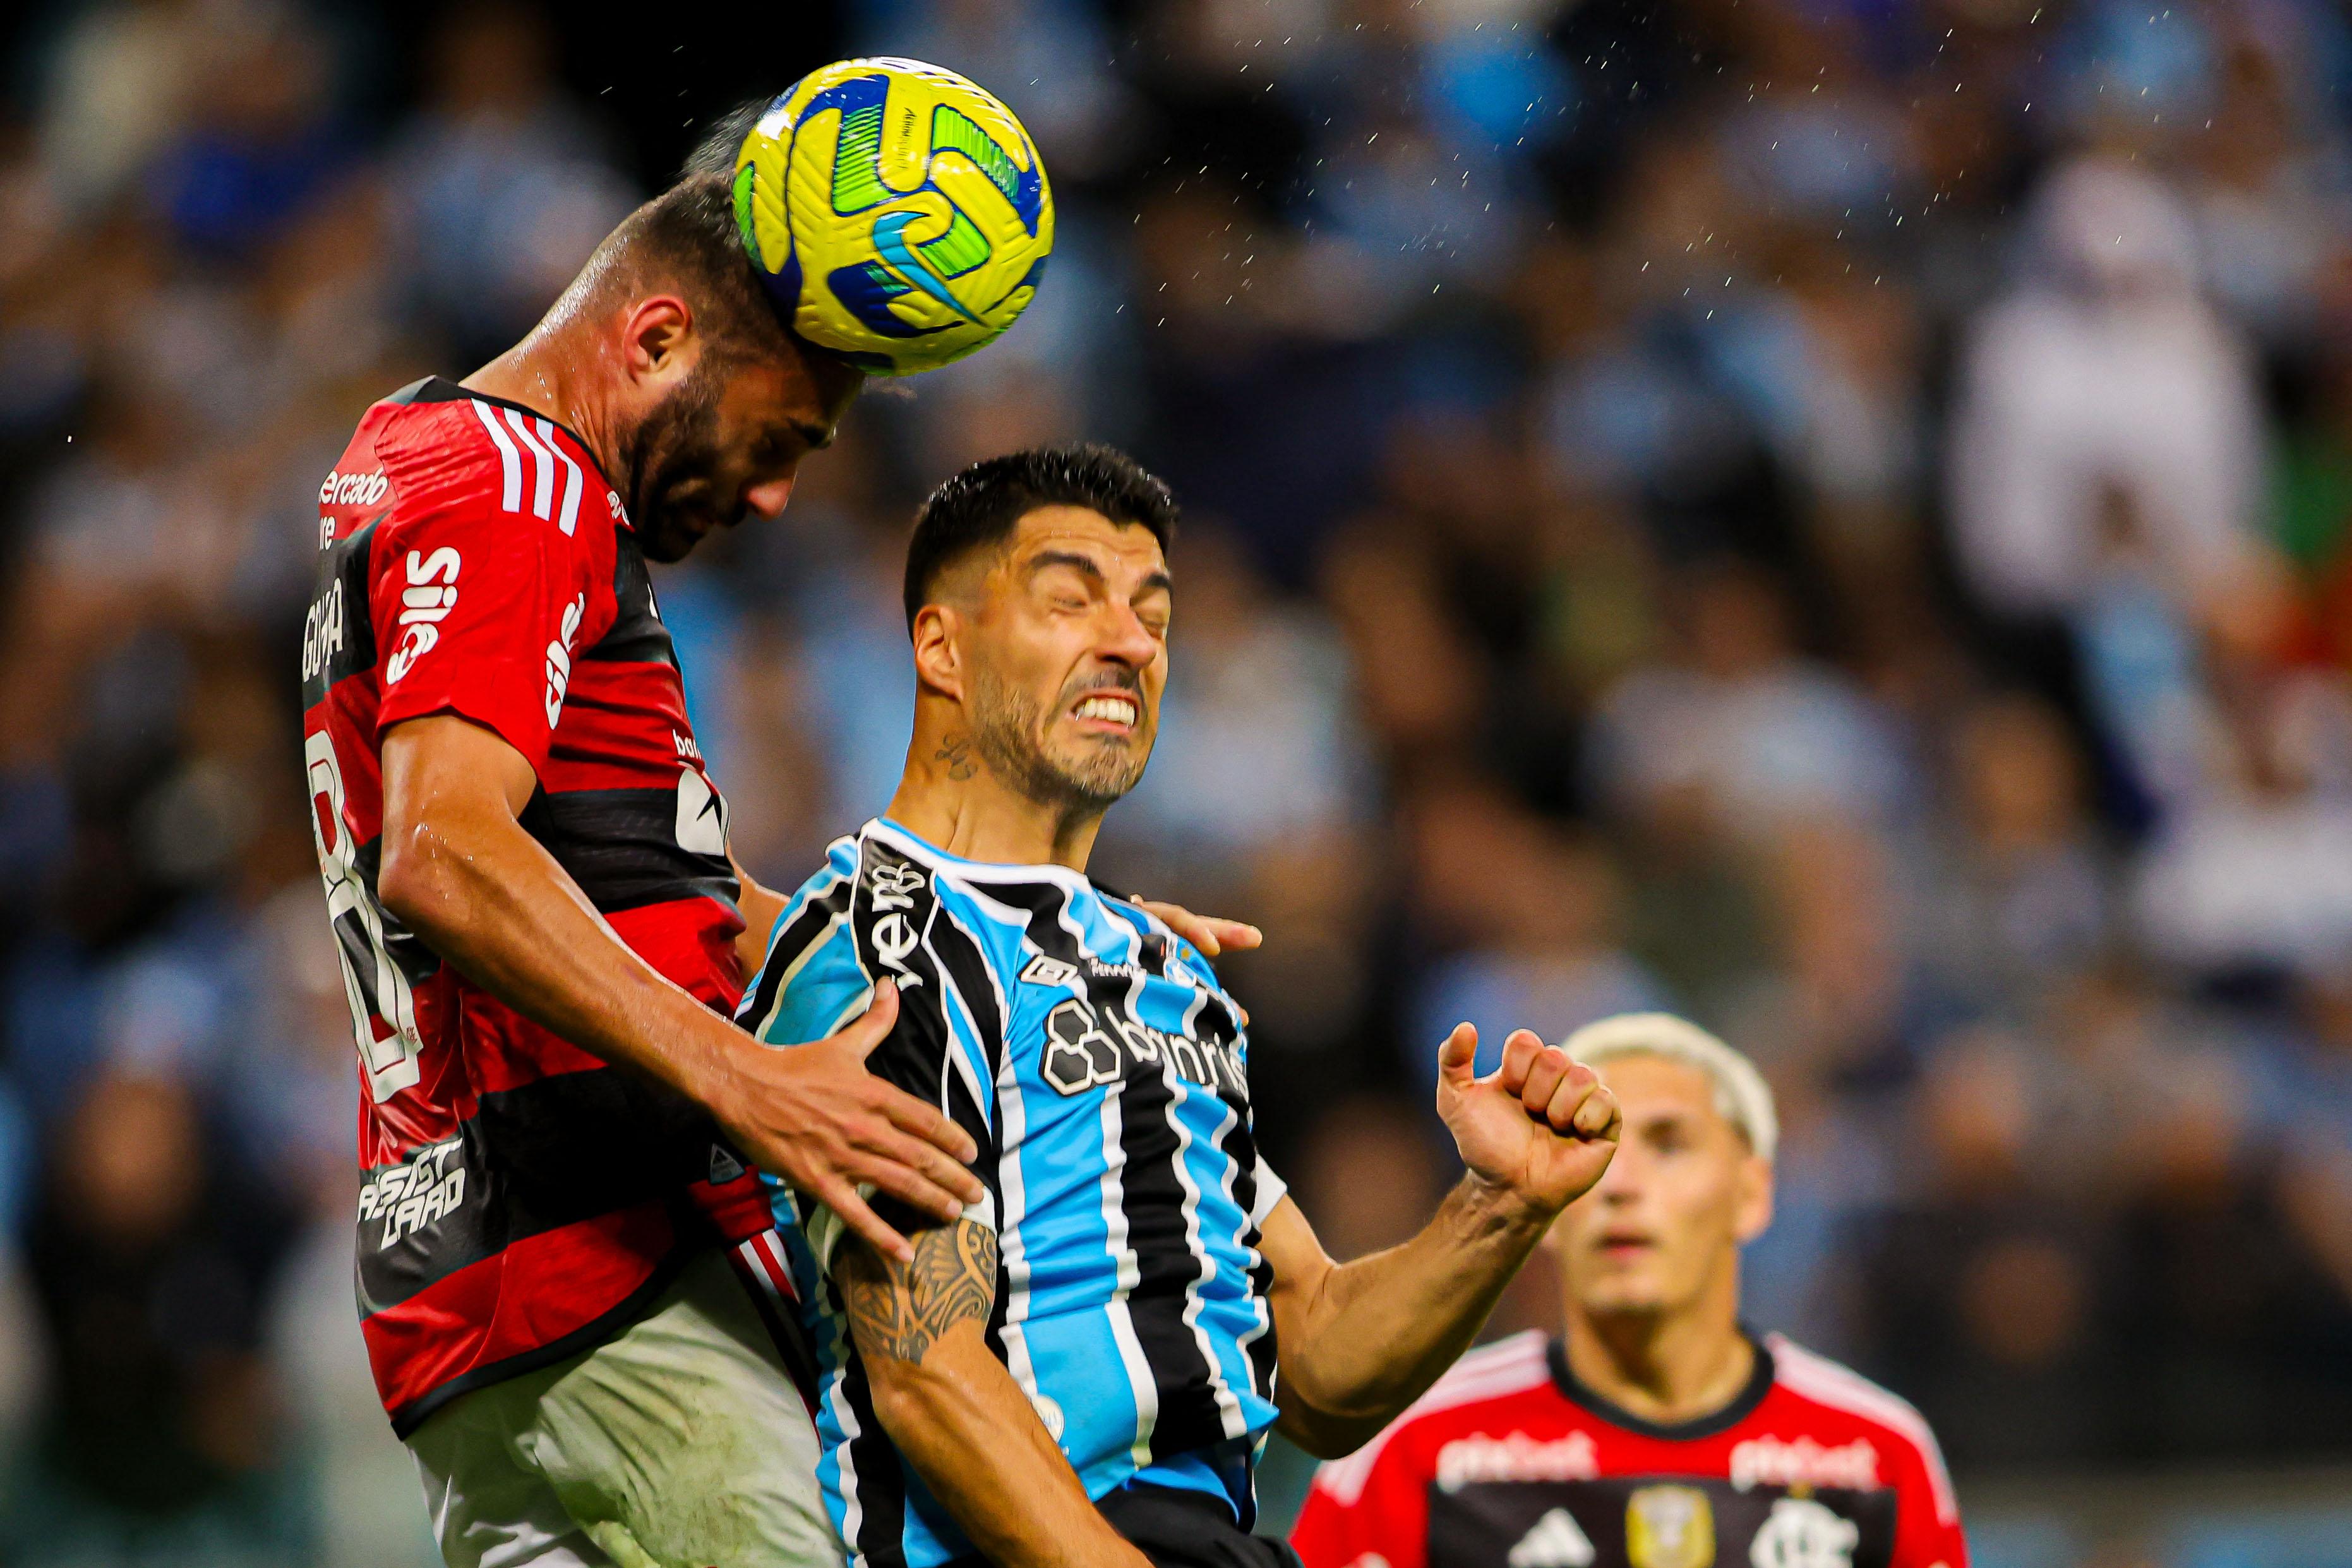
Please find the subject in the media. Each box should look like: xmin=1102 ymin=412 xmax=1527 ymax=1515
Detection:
xmin=299 ymin=377 xmax=771 ymax=1435
xmin=1293 ymin=1331 xmax=1966 ymax=1568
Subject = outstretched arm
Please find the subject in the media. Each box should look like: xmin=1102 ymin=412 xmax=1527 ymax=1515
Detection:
xmin=1263 ymin=1024 xmax=1620 ymax=1457
xmin=835 ymin=1221 xmax=1153 ymax=1568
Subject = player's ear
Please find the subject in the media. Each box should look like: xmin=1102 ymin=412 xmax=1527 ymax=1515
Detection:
xmin=618 ymin=294 xmax=695 ymax=386
xmin=910 ymin=603 xmax=964 ymax=702
xmin=1732 ymin=1154 xmax=1773 ymax=1245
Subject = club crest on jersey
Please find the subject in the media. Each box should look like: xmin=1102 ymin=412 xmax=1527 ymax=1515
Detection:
xmin=1748 ymin=1498 xmax=1859 ymax=1568
xmin=1625 ymin=1485 xmax=1714 ymax=1568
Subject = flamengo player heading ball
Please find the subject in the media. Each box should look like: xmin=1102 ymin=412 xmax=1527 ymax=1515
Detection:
xmin=1292 ymin=1015 xmax=1965 ymax=1568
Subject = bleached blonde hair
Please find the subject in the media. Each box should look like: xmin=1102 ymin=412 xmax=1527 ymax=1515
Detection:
xmin=1561 ymin=1013 xmax=1778 ymax=1164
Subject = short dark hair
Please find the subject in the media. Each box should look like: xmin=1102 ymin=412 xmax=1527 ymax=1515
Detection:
xmin=577 ymin=170 xmax=791 ymax=359
xmin=904 ymin=445 xmax=1180 ymax=630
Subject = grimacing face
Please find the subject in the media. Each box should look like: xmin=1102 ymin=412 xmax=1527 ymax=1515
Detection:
xmin=1547 ymin=1053 xmax=1773 ymax=1322
xmin=959 ymin=506 xmax=1171 ymax=811
xmin=623 ymin=339 xmax=861 ymax=563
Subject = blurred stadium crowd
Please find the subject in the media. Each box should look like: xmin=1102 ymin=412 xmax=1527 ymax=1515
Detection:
xmin=2 ymin=0 xmax=2352 ymax=1564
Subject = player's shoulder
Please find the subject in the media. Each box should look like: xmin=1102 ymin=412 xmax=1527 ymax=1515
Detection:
xmin=1763 ymin=1334 xmax=1960 ymax=1520
xmin=1763 ymin=1334 xmax=1936 ymax=1449
xmin=1309 ymin=1331 xmax=1557 ymax=1507
xmin=737 ymin=834 xmax=868 ymax=1041
xmin=362 ymin=378 xmax=610 ymax=539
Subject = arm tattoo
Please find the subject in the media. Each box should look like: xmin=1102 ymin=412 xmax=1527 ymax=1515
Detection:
xmin=839 ymin=1218 xmax=999 ymax=1365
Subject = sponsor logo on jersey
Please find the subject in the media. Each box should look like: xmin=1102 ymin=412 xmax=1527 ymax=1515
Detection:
xmin=1626 ymin=1485 xmax=1714 ymax=1568
xmin=1436 ymin=1430 xmax=1600 ymax=1492
xmin=320 ymin=468 xmax=390 ymax=507
xmin=1509 ymin=1508 xmax=1597 ymax=1568
xmin=1020 ymin=953 xmax=1083 ymax=989
xmin=1041 ymin=994 xmax=1244 ymax=1098
xmin=387 ymin=548 xmax=460 ymax=684
xmin=301 ymin=578 xmax=346 ymax=680
xmin=865 ymin=861 xmax=930 ymax=990
xmin=359 ymin=1140 xmax=467 ymax=1248
xmin=1748 ymin=1497 xmax=1859 ymax=1568
xmin=1729 ymin=1436 xmax=1880 ymax=1495
xmin=544 ymin=592 xmax=584 ymax=724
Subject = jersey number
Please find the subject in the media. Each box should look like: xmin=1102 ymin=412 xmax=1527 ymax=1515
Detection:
xmin=306 ymin=730 xmax=424 ymax=1101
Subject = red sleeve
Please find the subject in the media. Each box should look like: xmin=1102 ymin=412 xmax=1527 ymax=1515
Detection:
xmin=369 ymin=414 xmax=613 ymax=774
xmin=1290 ymin=1433 xmax=1431 ymax=1568
xmin=1887 ymin=1421 xmax=1967 ymax=1568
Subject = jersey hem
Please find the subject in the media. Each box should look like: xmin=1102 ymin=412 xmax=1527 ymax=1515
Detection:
xmin=385 ymin=1236 xmax=704 ymax=1439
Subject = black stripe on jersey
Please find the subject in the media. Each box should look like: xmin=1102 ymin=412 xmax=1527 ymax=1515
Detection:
xmin=1225 ymin=1111 xmax=1280 ymax=1409
xmin=517 ymin=786 xmax=738 ymax=916
xmin=582 ymin=530 xmax=680 ymax=669
xmin=847 ymin=838 xmax=1000 ymax=1240
xmin=736 ymin=871 xmax=856 ymax=1032
xmin=355 ymin=1067 xmax=722 ymax=1314
xmin=1092 ymin=908 xmax=1237 ymax=1463
xmin=303 ymin=515 xmax=386 ymax=704
xmin=827 ymin=1275 xmax=912 ymax=1568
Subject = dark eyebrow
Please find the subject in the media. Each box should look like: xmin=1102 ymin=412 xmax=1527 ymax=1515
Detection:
xmin=1026 ymin=550 xmax=1106 ymax=584
xmin=1026 ymin=551 xmax=1175 ymax=600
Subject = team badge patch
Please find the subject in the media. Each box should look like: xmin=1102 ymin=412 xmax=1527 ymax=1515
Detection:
xmin=1625 ymin=1485 xmax=1714 ymax=1568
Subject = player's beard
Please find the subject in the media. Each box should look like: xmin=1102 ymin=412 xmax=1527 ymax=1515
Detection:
xmin=968 ymin=663 xmax=1152 ymax=813
xmin=623 ymin=356 xmax=731 ymax=564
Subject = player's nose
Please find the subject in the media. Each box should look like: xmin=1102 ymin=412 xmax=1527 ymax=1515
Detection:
xmin=743 ymin=474 xmax=797 ymax=520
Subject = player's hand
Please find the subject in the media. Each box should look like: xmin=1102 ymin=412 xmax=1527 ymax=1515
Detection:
xmin=1137 ymin=900 xmax=1262 ymax=959
xmin=1434 ymin=1024 xmax=1620 ymax=1216
xmin=710 ymin=981 xmax=983 ymax=1264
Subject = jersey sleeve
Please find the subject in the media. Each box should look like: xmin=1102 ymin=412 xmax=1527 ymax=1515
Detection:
xmin=368 ymin=413 xmax=611 ymax=775
xmin=749 ymin=844 xmax=1002 ymax=1273
xmin=1290 ymin=1428 xmax=1431 ymax=1568
xmin=1888 ymin=1418 xmax=1967 ymax=1568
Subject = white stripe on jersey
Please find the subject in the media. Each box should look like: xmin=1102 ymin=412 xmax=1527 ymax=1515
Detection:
xmin=1098 ymin=1087 xmax=1161 ymax=1466
xmin=469 ymin=401 xmax=524 ymax=512
xmin=1168 ymin=1077 xmax=1250 ymax=1440
xmin=1770 ymin=1336 xmax=1959 ymax=1525
xmin=539 ymin=417 xmax=583 ymax=536
xmin=502 ymin=409 xmax=556 ymax=521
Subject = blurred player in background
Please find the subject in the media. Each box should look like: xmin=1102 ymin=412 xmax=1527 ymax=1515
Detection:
xmin=1292 ymin=1014 xmax=1966 ymax=1568
xmin=741 ymin=445 xmax=1622 ymax=1568
xmin=299 ymin=116 xmax=1245 ymax=1566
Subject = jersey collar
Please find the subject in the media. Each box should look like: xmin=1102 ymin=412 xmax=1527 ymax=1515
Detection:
xmin=1545 ymin=1329 xmax=1776 ymax=1442
xmin=402 ymin=376 xmax=614 ymax=494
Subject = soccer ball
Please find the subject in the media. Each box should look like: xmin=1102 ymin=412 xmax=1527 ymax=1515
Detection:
xmin=733 ymin=57 xmax=1053 ymax=376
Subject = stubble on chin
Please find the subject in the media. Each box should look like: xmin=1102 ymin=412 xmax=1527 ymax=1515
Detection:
xmin=968 ymin=666 xmax=1149 ymax=810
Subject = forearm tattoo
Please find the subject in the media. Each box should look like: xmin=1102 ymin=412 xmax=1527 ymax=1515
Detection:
xmin=839 ymin=1218 xmax=999 ymax=1365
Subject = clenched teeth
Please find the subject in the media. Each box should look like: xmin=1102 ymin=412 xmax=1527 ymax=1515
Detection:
xmin=1075 ymin=695 xmax=1136 ymax=723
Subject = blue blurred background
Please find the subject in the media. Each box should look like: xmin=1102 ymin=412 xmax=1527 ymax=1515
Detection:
xmin=1 ymin=1 xmax=2350 ymax=1564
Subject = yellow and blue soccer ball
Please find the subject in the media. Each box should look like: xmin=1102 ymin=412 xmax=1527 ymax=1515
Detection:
xmin=733 ymin=57 xmax=1053 ymax=376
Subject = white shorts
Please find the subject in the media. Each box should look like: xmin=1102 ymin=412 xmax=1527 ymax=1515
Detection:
xmin=406 ymin=1246 xmax=837 ymax=1568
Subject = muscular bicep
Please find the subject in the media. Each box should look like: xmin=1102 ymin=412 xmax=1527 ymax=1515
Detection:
xmin=382 ymin=714 xmax=541 ymax=826
xmin=834 ymin=1215 xmax=1000 ymax=1367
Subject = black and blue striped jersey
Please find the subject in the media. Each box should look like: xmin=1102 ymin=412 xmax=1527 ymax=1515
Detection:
xmin=740 ymin=818 xmax=1288 ymax=1567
